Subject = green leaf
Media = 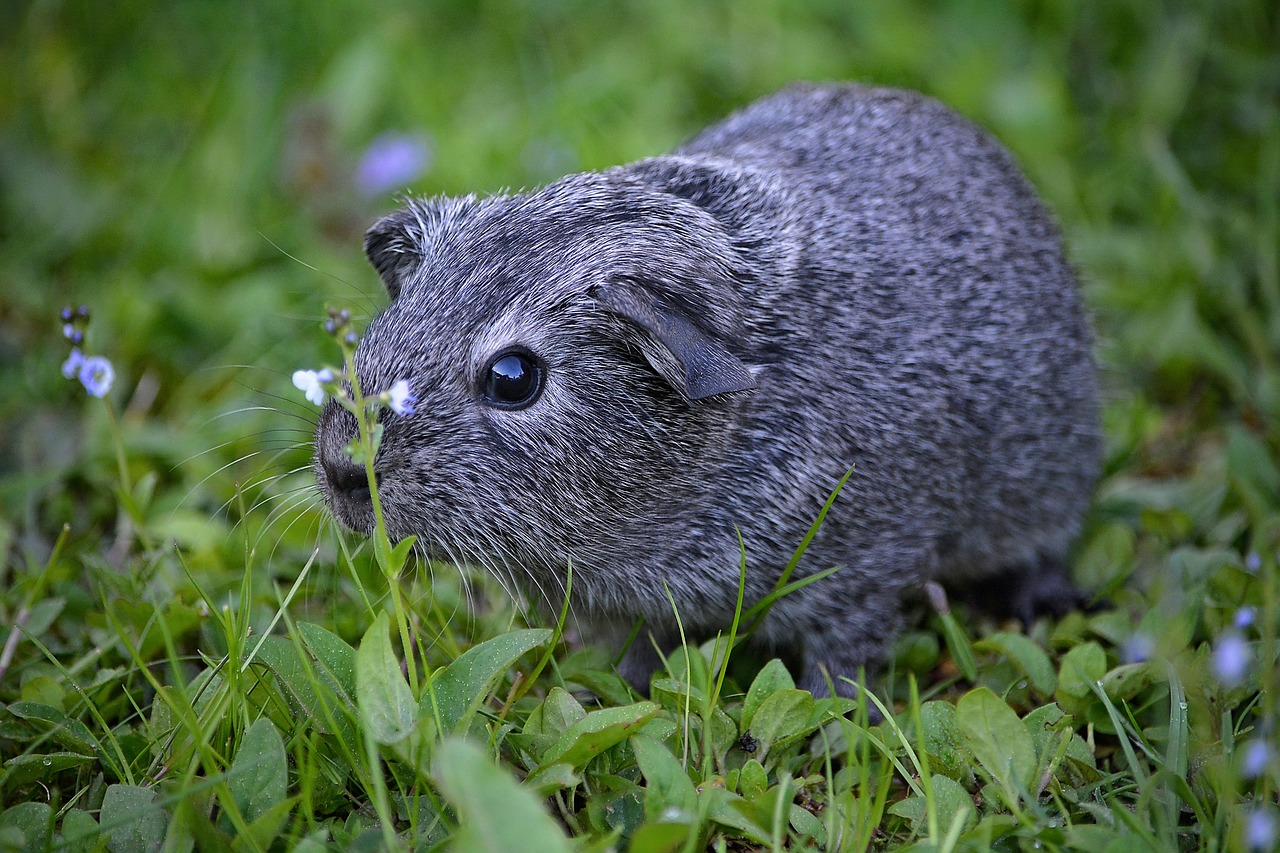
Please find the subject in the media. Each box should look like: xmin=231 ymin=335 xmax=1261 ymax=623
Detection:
xmin=1099 ymin=661 xmax=1160 ymax=702
xmin=523 ymin=762 xmax=580 ymax=797
xmin=955 ymin=687 xmax=1036 ymax=808
xmin=235 ymin=799 xmax=295 ymax=853
xmin=538 ymin=702 xmax=660 ymax=771
xmin=737 ymin=759 xmax=768 ymax=800
xmin=0 ymin=802 xmax=52 ymax=850
xmin=631 ymin=734 xmax=697 ymax=821
xmin=741 ymin=658 xmax=795 ymax=730
xmin=298 ymin=621 xmax=358 ymax=696
xmin=788 ymin=802 xmax=827 ymax=845
xmin=888 ymin=773 xmax=975 ymax=835
xmin=743 ymin=689 xmax=813 ymax=760
xmin=1056 ymin=641 xmax=1107 ymax=716
xmin=5 ymin=701 xmax=98 ymax=755
xmin=628 ymin=822 xmax=692 ymax=853
xmin=355 ymin=611 xmax=416 ymax=745
xmin=701 ymin=786 xmax=771 ymax=843
xmin=916 ymin=701 xmax=968 ymax=781
xmin=60 ymin=809 xmax=99 ymax=849
xmin=974 ymin=632 xmax=1056 ymax=696
xmin=422 ymin=628 xmax=552 ymax=734
xmin=937 ymin=610 xmax=978 ymax=681
xmin=253 ymin=635 xmax=358 ymax=758
xmin=540 ymin=686 xmax=587 ymax=733
xmin=101 ymin=784 xmax=166 ymax=853
xmin=228 ymin=719 xmax=287 ymax=824
xmin=433 ymin=738 xmax=573 ymax=853
xmin=2 ymin=752 xmax=96 ymax=787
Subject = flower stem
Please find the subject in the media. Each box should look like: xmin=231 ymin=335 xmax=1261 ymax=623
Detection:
xmin=343 ymin=347 xmax=420 ymax=695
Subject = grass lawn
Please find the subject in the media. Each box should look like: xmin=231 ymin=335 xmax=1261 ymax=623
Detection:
xmin=1 ymin=1 xmax=1277 ymax=850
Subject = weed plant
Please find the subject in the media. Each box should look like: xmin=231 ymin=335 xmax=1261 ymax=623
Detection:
xmin=1 ymin=1 xmax=1277 ymax=851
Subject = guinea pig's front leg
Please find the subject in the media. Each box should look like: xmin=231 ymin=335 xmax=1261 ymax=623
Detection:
xmin=770 ymin=575 xmax=915 ymax=700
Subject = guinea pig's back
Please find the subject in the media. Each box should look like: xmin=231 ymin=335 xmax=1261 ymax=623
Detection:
xmin=683 ymin=82 xmax=1101 ymax=582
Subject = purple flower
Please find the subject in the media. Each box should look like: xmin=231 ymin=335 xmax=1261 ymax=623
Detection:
xmin=1245 ymin=807 xmax=1277 ymax=852
xmin=1122 ymin=631 xmax=1155 ymax=664
xmin=1212 ymin=632 xmax=1251 ymax=687
xmin=355 ymin=133 xmax=431 ymax=196
xmin=387 ymin=379 xmax=416 ymax=416
xmin=77 ymin=355 xmax=114 ymax=398
xmin=62 ymin=348 xmax=85 ymax=379
xmin=1235 ymin=607 xmax=1257 ymax=630
xmin=293 ymin=368 xmax=334 ymax=406
xmin=1241 ymin=739 xmax=1272 ymax=779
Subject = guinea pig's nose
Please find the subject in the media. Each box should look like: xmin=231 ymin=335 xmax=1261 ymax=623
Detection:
xmin=323 ymin=454 xmax=374 ymax=506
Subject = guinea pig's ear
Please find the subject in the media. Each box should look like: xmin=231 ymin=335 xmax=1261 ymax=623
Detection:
xmin=364 ymin=209 xmax=423 ymax=299
xmin=593 ymin=278 xmax=757 ymax=401
xmin=626 ymin=157 xmax=766 ymax=236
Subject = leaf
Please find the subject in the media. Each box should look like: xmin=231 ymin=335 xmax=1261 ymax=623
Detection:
xmin=5 ymin=701 xmax=98 ymax=755
xmin=744 ymin=689 xmax=814 ymax=760
xmin=631 ymin=734 xmax=697 ymax=821
xmin=355 ymin=612 xmax=416 ymax=745
xmin=422 ymin=628 xmax=552 ymax=734
xmin=2 ymin=752 xmax=96 ymax=787
xmin=955 ymin=687 xmax=1036 ymax=808
xmin=60 ymin=809 xmax=99 ymax=849
xmin=937 ymin=610 xmax=978 ymax=681
xmin=523 ymin=762 xmax=580 ymax=796
xmin=254 ymin=634 xmax=358 ymax=749
xmin=700 ymin=786 xmax=771 ymax=843
xmin=628 ymin=822 xmax=692 ymax=853
xmin=888 ymin=773 xmax=975 ymax=835
xmin=916 ymin=701 xmax=967 ymax=781
xmin=0 ymin=802 xmax=52 ymax=850
xmin=298 ymin=622 xmax=358 ymax=696
xmin=540 ymin=686 xmax=587 ymax=734
xmin=432 ymin=738 xmax=573 ymax=853
xmin=538 ymin=702 xmax=661 ymax=771
xmin=228 ymin=719 xmax=287 ymax=824
xmin=788 ymin=802 xmax=827 ymax=845
xmin=974 ymin=632 xmax=1057 ymax=696
xmin=737 ymin=759 xmax=768 ymax=800
xmin=1100 ymin=661 xmax=1160 ymax=701
xmin=101 ymin=784 xmax=165 ymax=853
xmin=1055 ymin=641 xmax=1107 ymax=716
xmin=741 ymin=658 xmax=795 ymax=730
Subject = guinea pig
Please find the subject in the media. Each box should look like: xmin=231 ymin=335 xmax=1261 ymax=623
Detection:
xmin=314 ymin=83 xmax=1101 ymax=697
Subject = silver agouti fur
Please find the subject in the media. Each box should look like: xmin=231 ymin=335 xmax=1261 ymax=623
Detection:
xmin=315 ymin=83 xmax=1101 ymax=696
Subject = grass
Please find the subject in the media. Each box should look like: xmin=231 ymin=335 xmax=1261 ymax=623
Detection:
xmin=2 ymin=0 xmax=1278 ymax=850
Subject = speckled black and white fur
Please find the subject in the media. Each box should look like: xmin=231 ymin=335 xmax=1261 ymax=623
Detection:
xmin=314 ymin=83 xmax=1101 ymax=696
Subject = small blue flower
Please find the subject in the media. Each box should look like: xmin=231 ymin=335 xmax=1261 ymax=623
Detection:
xmin=1212 ymin=632 xmax=1250 ymax=687
xmin=1245 ymin=807 xmax=1277 ymax=852
xmin=293 ymin=369 xmax=333 ymax=406
xmin=62 ymin=348 xmax=85 ymax=379
xmin=1122 ymin=631 xmax=1155 ymax=664
xmin=1241 ymin=738 xmax=1272 ymax=779
xmin=1235 ymin=607 xmax=1256 ymax=630
xmin=78 ymin=355 xmax=114 ymax=398
xmin=387 ymin=379 xmax=416 ymax=416
xmin=1245 ymin=551 xmax=1262 ymax=573
xmin=355 ymin=133 xmax=432 ymax=196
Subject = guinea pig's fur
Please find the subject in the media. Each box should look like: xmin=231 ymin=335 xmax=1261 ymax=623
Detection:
xmin=314 ymin=83 xmax=1101 ymax=696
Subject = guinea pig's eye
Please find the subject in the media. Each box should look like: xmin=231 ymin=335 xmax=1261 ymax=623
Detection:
xmin=481 ymin=348 xmax=545 ymax=409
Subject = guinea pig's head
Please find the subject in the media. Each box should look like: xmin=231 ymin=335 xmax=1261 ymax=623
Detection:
xmin=313 ymin=164 xmax=763 ymax=584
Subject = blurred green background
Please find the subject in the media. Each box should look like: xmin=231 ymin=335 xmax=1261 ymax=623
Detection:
xmin=1 ymin=0 xmax=1277 ymax=567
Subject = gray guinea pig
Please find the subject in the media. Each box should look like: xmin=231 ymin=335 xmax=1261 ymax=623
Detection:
xmin=314 ymin=83 xmax=1101 ymax=697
